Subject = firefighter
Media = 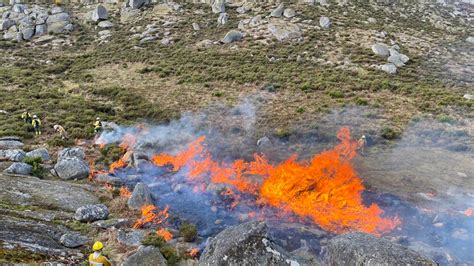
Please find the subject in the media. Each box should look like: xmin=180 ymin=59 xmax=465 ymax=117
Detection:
xmin=357 ymin=135 xmax=367 ymax=155
xmin=94 ymin=117 xmax=102 ymax=134
xmin=53 ymin=124 xmax=67 ymax=139
xmin=31 ymin=115 xmax=42 ymax=135
xmin=21 ymin=110 xmax=32 ymax=124
xmin=88 ymin=241 xmax=111 ymax=266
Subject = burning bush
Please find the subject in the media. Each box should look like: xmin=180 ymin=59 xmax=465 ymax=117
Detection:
xmin=179 ymin=223 xmax=197 ymax=242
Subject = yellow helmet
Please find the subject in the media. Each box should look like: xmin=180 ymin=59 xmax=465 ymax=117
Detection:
xmin=92 ymin=241 xmax=104 ymax=251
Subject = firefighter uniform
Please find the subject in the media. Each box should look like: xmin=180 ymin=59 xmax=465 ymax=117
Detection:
xmin=21 ymin=111 xmax=32 ymax=124
xmin=94 ymin=118 xmax=102 ymax=133
xmin=89 ymin=241 xmax=111 ymax=266
xmin=31 ymin=116 xmax=42 ymax=135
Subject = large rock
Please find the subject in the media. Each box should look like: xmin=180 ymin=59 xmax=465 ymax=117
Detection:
xmin=328 ymin=233 xmax=436 ymax=265
xmin=1 ymin=19 xmax=15 ymax=31
xmin=0 ymin=174 xmax=99 ymax=211
xmin=127 ymin=182 xmax=153 ymax=210
xmin=117 ymin=229 xmax=146 ymax=247
xmin=0 ymin=137 xmax=24 ymax=149
xmin=0 ymin=149 xmax=26 ymax=162
xmin=95 ymin=173 xmax=124 ymax=186
xmin=270 ymin=3 xmax=284 ymax=17
xmin=12 ymin=3 xmax=25 ymax=13
xmin=199 ymin=221 xmax=300 ymax=265
xmin=222 ymin=30 xmax=242 ymax=44
xmin=387 ymin=49 xmax=409 ymax=67
xmin=283 ymin=8 xmax=296 ymax=18
xmin=466 ymin=37 xmax=474 ymax=44
xmin=47 ymin=20 xmax=69 ymax=33
xmin=211 ymin=0 xmax=225 ymax=14
xmin=21 ymin=27 xmax=34 ymax=40
xmin=60 ymin=233 xmax=89 ymax=248
xmin=3 ymin=162 xmax=32 ymax=175
xmin=320 ymin=16 xmax=331 ymax=28
xmin=26 ymin=148 xmax=50 ymax=161
xmin=378 ymin=63 xmax=397 ymax=74
xmin=371 ymin=43 xmax=390 ymax=57
xmin=121 ymin=245 xmax=167 ymax=266
xmin=46 ymin=12 xmax=70 ymax=24
xmin=35 ymin=24 xmax=47 ymax=36
xmin=268 ymin=21 xmax=302 ymax=41
xmin=58 ymin=147 xmax=86 ymax=160
xmin=91 ymin=5 xmax=108 ymax=22
xmin=54 ymin=157 xmax=89 ymax=180
xmin=74 ymin=204 xmax=109 ymax=222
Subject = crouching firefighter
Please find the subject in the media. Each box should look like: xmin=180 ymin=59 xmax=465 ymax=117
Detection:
xmin=89 ymin=241 xmax=111 ymax=266
xmin=94 ymin=117 xmax=102 ymax=134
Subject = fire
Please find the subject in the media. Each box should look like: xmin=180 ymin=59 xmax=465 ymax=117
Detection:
xmin=133 ymin=204 xmax=170 ymax=229
xmin=188 ymin=248 xmax=199 ymax=258
xmin=156 ymin=228 xmax=173 ymax=241
xmin=151 ymin=127 xmax=400 ymax=235
xmin=464 ymin=208 xmax=473 ymax=217
xmin=120 ymin=186 xmax=132 ymax=198
xmin=119 ymin=133 xmax=137 ymax=151
xmin=109 ymin=158 xmax=127 ymax=173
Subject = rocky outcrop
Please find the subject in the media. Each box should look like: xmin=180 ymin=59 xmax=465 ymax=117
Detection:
xmin=0 ymin=149 xmax=26 ymax=161
xmin=26 ymin=148 xmax=50 ymax=161
xmin=0 ymin=137 xmax=23 ymax=149
xmin=199 ymin=221 xmax=300 ymax=265
xmin=0 ymin=174 xmax=99 ymax=211
xmin=268 ymin=20 xmax=302 ymax=41
xmin=127 ymin=182 xmax=154 ymax=210
xmin=121 ymin=245 xmax=167 ymax=266
xmin=60 ymin=232 xmax=89 ymax=248
xmin=3 ymin=162 xmax=32 ymax=175
xmin=74 ymin=204 xmax=109 ymax=222
xmin=327 ymin=233 xmax=436 ymax=266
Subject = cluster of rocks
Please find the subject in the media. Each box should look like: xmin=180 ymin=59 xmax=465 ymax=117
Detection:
xmin=87 ymin=5 xmax=114 ymax=43
xmin=0 ymin=136 xmax=50 ymax=175
xmin=1 ymin=3 xmax=73 ymax=42
xmin=372 ymin=42 xmax=410 ymax=74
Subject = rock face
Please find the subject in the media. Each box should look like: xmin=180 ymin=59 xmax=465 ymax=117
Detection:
xmin=327 ymin=233 xmax=436 ymax=266
xmin=127 ymin=182 xmax=154 ymax=210
xmin=91 ymin=5 xmax=108 ymax=22
xmin=121 ymin=245 xmax=167 ymax=266
xmin=74 ymin=204 xmax=109 ymax=222
xmin=222 ymin=30 xmax=242 ymax=44
xmin=319 ymin=16 xmax=331 ymax=28
xmin=0 ymin=174 xmax=99 ymax=211
xmin=199 ymin=221 xmax=300 ymax=266
xmin=268 ymin=21 xmax=302 ymax=41
xmin=26 ymin=148 xmax=51 ymax=161
xmin=3 ymin=162 xmax=32 ymax=175
xmin=372 ymin=43 xmax=390 ymax=56
xmin=0 ymin=137 xmax=24 ymax=149
xmin=60 ymin=233 xmax=89 ymax=248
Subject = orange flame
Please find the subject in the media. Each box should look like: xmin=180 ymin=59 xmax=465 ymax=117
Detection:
xmin=188 ymin=248 xmax=199 ymax=258
xmin=109 ymin=158 xmax=127 ymax=173
xmin=133 ymin=205 xmax=170 ymax=229
xmin=156 ymin=228 xmax=173 ymax=241
xmin=120 ymin=133 xmax=137 ymax=151
xmin=151 ymin=127 xmax=399 ymax=235
xmin=464 ymin=208 xmax=473 ymax=217
xmin=120 ymin=186 xmax=132 ymax=198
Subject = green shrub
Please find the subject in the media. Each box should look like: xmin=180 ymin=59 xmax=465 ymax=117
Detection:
xmin=141 ymin=234 xmax=166 ymax=248
xmin=436 ymin=114 xmax=456 ymax=124
xmin=328 ymin=90 xmax=344 ymax=98
xmin=354 ymin=97 xmax=369 ymax=106
xmin=296 ymin=107 xmax=305 ymax=113
xmin=179 ymin=223 xmax=197 ymax=242
xmin=380 ymin=126 xmax=401 ymax=140
xmin=23 ymin=157 xmax=44 ymax=178
xmin=160 ymin=245 xmax=180 ymax=265
xmin=274 ymin=128 xmax=291 ymax=140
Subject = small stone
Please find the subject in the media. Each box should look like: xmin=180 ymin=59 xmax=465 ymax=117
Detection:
xmin=283 ymin=8 xmax=296 ymax=18
xmin=378 ymin=63 xmax=397 ymax=74
xmin=270 ymin=3 xmax=284 ymax=18
xmin=372 ymin=43 xmax=390 ymax=56
xmin=192 ymin=22 xmax=200 ymax=31
xmin=319 ymin=16 xmax=331 ymax=29
xmin=98 ymin=20 xmax=113 ymax=28
xmin=60 ymin=233 xmax=89 ymax=248
xmin=464 ymin=94 xmax=473 ymax=100
xmin=368 ymin=17 xmax=377 ymax=23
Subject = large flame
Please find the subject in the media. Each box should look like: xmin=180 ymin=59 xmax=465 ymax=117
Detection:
xmin=151 ymin=127 xmax=399 ymax=235
xmin=156 ymin=228 xmax=173 ymax=241
xmin=133 ymin=204 xmax=170 ymax=229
